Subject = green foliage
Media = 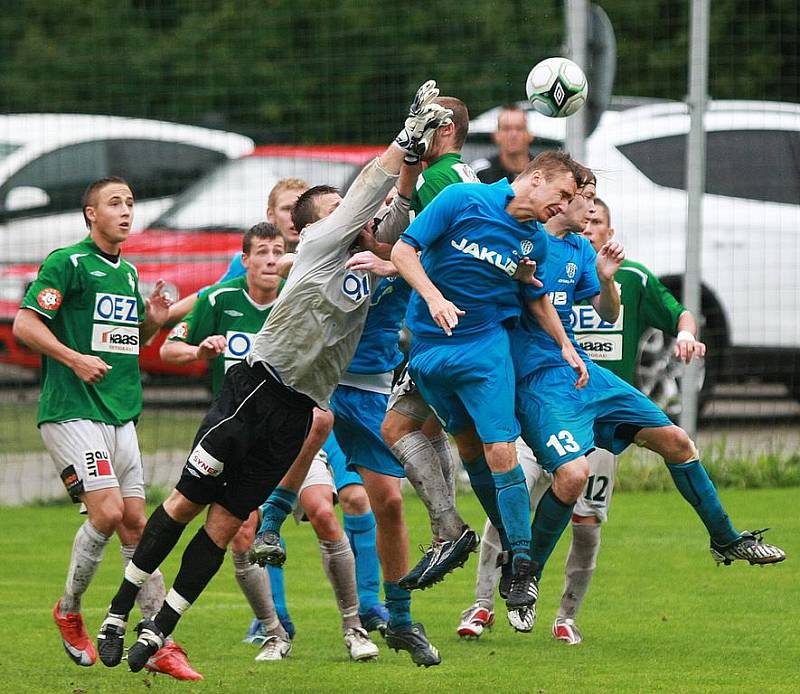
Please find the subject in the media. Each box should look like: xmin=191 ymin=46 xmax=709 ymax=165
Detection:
xmin=3 ymin=1 xmax=794 ymax=142
xmin=1 ymin=490 xmax=798 ymax=692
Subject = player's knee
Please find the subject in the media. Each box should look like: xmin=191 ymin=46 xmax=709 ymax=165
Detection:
xmin=89 ymin=496 xmax=125 ymax=532
xmin=373 ymin=490 xmax=404 ymax=525
xmin=381 ymin=411 xmax=414 ymax=447
xmin=338 ymin=484 xmax=371 ymax=515
xmin=308 ymin=505 xmax=341 ymax=540
xmin=231 ymin=515 xmax=257 ymax=553
xmin=553 ymin=459 xmax=589 ymax=503
xmin=663 ymin=426 xmax=697 ymax=464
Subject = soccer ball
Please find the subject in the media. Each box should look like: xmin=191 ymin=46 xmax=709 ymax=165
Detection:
xmin=525 ymin=57 xmax=588 ymax=118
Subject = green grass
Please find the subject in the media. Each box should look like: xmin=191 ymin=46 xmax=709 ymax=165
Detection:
xmin=1 ymin=489 xmax=799 ymax=693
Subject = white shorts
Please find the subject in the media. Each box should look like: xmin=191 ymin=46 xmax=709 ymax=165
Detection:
xmin=40 ymin=420 xmax=145 ymax=501
xmin=574 ymin=448 xmax=617 ymax=522
xmin=386 ymin=365 xmax=432 ymax=423
xmin=293 ymin=450 xmax=336 ymax=523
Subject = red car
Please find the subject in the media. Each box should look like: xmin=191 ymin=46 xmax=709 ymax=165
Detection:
xmin=0 ymin=145 xmax=384 ymax=378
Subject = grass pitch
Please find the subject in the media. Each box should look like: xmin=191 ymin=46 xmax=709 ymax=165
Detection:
xmin=1 ymin=488 xmax=798 ymax=693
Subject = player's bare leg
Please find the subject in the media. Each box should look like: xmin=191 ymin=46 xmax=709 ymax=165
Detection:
xmin=636 ymin=425 xmax=785 ymax=565
xmin=358 ymin=467 xmax=440 ymax=667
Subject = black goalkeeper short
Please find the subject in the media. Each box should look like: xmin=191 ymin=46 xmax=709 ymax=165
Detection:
xmin=176 ymin=360 xmax=314 ymax=520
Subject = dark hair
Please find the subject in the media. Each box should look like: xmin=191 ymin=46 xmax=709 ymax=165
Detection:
xmin=81 ymin=176 xmax=132 ymax=228
xmin=291 ymin=184 xmax=340 ymax=233
xmin=243 ymin=222 xmax=282 ymax=254
xmin=436 ymin=96 xmax=469 ymax=149
xmin=515 ymin=150 xmax=593 ymax=188
xmin=593 ymin=197 xmax=611 ymax=225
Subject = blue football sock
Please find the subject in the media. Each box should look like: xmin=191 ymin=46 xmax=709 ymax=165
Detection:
xmin=530 ymin=487 xmax=574 ymax=580
xmin=492 ymin=465 xmax=532 ymax=557
xmin=344 ymin=511 xmax=382 ymax=612
xmin=667 ymin=460 xmax=739 ymax=545
xmin=266 ymin=538 xmax=294 ymax=637
xmin=463 ymin=454 xmax=511 ymax=550
xmin=384 ymin=581 xmax=412 ymax=628
xmin=259 ymin=486 xmax=297 ymax=534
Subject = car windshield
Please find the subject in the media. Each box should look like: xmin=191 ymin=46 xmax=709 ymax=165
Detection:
xmin=0 ymin=142 xmax=21 ymax=162
xmin=154 ymin=155 xmax=360 ymax=231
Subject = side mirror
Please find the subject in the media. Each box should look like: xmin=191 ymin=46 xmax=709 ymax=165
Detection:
xmin=4 ymin=186 xmax=50 ymax=212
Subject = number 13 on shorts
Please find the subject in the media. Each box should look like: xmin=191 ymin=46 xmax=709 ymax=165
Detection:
xmin=546 ymin=429 xmax=580 ymax=457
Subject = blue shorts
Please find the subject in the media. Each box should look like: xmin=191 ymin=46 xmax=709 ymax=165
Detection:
xmin=330 ymin=385 xmax=404 ymax=478
xmin=516 ymin=361 xmax=672 ymax=473
xmin=321 ymin=432 xmax=363 ymax=491
xmin=409 ymin=328 xmax=520 ymax=443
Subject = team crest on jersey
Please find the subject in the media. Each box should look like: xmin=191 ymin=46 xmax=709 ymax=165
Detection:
xmin=37 ymin=288 xmax=62 ymax=311
xmin=520 ymin=240 xmax=534 ymax=256
xmin=566 ymin=262 xmax=577 ymax=279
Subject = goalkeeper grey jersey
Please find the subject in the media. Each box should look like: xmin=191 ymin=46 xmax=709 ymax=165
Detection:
xmin=249 ymin=157 xmax=398 ymax=408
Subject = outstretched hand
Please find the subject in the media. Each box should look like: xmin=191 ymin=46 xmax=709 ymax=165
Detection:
xmin=596 ymin=240 xmax=625 ymax=281
xmin=144 ymin=279 xmax=173 ymax=327
xmin=513 ymin=258 xmax=543 ymax=287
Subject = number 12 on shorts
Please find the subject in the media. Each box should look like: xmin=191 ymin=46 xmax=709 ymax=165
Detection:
xmin=545 ymin=430 xmax=580 ymax=457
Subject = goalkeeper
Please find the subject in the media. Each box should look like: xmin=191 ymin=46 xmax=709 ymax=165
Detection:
xmin=96 ymin=81 xmax=452 ymax=673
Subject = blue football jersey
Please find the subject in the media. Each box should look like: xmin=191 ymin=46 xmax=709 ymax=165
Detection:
xmin=511 ymin=232 xmax=600 ymax=379
xmin=400 ymin=180 xmax=548 ymax=342
xmin=347 ymin=275 xmax=411 ymax=374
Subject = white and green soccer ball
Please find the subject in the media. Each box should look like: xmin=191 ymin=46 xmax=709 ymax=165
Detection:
xmin=525 ymin=57 xmax=588 ymax=118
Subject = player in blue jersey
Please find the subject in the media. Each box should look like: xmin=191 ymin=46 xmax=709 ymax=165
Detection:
xmin=506 ymin=174 xmax=786 ymax=630
xmin=391 ymin=151 xmax=590 ymax=611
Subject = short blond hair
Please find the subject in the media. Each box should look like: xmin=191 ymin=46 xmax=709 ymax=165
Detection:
xmin=267 ymin=177 xmax=309 ymax=212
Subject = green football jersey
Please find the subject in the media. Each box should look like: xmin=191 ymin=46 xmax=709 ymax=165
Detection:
xmin=167 ymin=276 xmax=282 ymax=395
xmin=572 ymin=258 xmax=685 ymax=385
xmin=21 ymin=236 xmax=145 ymax=426
xmin=411 ymin=152 xmax=478 ymax=214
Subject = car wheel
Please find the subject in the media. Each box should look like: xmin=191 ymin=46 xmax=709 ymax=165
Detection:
xmin=635 ymin=313 xmax=721 ymax=422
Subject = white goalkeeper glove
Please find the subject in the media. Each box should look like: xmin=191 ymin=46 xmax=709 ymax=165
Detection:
xmin=395 ymin=80 xmax=453 ymax=164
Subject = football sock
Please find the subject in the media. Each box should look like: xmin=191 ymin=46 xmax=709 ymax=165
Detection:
xmin=154 ymin=527 xmax=225 ymax=637
xmin=667 ymin=460 xmax=739 ymax=545
xmin=232 ymin=551 xmax=285 ymax=637
xmin=266 ymin=540 xmax=294 ymax=638
xmin=259 ymin=486 xmax=297 ymax=534
xmin=108 ymin=504 xmax=187 ymax=618
xmin=462 ymin=454 xmax=510 ymax=550
xmin=428 ymin=431 xmax=459 ymax=510
xmin=493 ymin=465 xmax=532 ymax=556
xmin=120 ymin=544 xmax=166 ymax=620
xmin=557 ymin=522 xmax=601 ymax=620
xmin=319 ymin=536 xmax=361 ymax=631
xmin=61 ymin=520 xmax=110 ymax=614
xmin=530 ymin=488 xmax=574 ymax=580
xmin=384 ymin=581 xmax=412 ymax=628
xmin=392 ymin=432 xmax=464 ymax=540
xmin=474 ymin=516 xmax=503 ymax=610
xmin=343 ymin=511 xmax=382 ymax=612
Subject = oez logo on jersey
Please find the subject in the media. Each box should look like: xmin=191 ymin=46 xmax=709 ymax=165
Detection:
xmin=341 ymin=271 xmax=370 ymax=303
xmin=94 ymin=293 xmax=138 ymax=324
xmin=451 ymin=238 xmax=519 ymax=277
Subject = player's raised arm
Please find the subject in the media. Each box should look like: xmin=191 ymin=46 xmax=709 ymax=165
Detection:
xmin=590 ymin=239 xmax=624 ymax=323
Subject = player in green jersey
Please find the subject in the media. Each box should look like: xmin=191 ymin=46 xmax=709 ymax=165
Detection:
xmin=547 ymin=197 xmax=707 ymax=644
xmin=12 ymin=177 xmax=201 ymax=679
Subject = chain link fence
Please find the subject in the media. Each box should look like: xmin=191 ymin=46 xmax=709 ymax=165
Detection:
xmin=0 ymin=1 xmax=798 ymax=503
